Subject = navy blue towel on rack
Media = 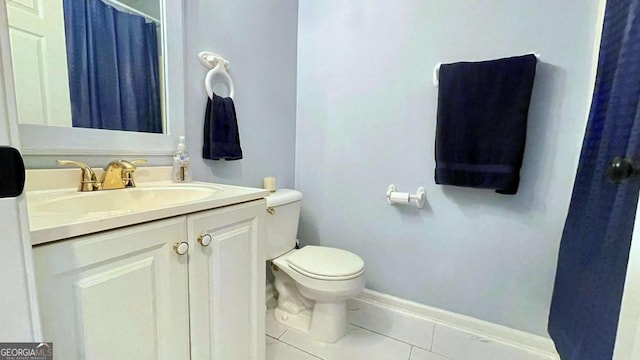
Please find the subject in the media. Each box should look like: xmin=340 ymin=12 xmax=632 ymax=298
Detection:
xmin=434 ymin=54 xmax=537 ymax=194
xmin=203 ymin=92 xmax=243 ymax=160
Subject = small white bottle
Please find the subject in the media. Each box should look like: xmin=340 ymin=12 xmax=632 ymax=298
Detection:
xmin=173 ymin=136 xmax=192 ymax=183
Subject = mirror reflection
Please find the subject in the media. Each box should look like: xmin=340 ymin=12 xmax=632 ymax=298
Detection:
xmin=6 ymin=0 xmax=164 ymax=133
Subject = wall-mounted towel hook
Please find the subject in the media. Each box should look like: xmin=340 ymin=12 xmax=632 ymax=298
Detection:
xmin=198 ymin=51 xmax=235 ymax=99
xmin=433 ymin=62 xmax=442 ymax=87
xmin=433 ymin=53 xmax=541 ymax=87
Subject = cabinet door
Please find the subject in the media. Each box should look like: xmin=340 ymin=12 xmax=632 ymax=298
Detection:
xmin=189 ymin=200 xmax=266 ymax=360
xmin=32 ymin=217 xmax=190 ymax=360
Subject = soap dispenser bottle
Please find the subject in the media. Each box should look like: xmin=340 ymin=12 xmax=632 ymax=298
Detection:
xmin=173 ymin=136 xmax=192 ymax=182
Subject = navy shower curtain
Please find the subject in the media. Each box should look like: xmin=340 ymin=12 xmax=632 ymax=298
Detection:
xmin=63 ymin=0 xmax=162 ymax=133
xmin=548 ymin=0 xmax=640 ymax=359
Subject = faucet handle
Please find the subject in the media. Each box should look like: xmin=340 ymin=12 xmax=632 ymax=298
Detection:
xmin=56 ymin=160 xmax=101 ymax=192
xmin=130 ymin=159 xmax=147 ymax=166
xmin=57 ymin=159 xmax=90 ymax=169
xmin=114 ymin=160 xmax=135 ymax=171
xmin=115 ymin=159 xmax=147 ymax=171
xmin=119 ymin=159 xmax=146 ymax=188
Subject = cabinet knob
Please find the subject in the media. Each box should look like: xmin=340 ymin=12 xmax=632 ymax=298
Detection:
xmin=198 ymin=234 xmax=213 ymax=247
xmin=173 ymin=242 xmax=189 ymax=255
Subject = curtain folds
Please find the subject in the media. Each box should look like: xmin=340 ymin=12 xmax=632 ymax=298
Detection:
xmin=63 ymin=0 xmax=162 ymax=133
xmin=548 ymin=0 xmax=640 ymax=358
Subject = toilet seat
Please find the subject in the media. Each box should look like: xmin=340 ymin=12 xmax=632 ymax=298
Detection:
xmin=287 ymin=246 xmax=365 ymax=281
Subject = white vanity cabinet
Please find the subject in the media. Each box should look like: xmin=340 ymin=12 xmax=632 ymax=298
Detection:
xmin=32 ymin=199 xmax=266 ymax=360
xmin=188 ymin=200 xmax=266 ymax=359
xmin=32 ymin=217 xmax=191 ymax=360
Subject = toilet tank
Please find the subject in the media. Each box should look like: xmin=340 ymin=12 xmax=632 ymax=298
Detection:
xmin=265 ymin=189 xmax=302 ymax=260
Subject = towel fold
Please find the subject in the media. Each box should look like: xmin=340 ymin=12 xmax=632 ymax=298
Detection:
xmin=203 ymin=92 xmax=243 ymax=160
xmin=434 ymin=54 xmax=537 ymax=194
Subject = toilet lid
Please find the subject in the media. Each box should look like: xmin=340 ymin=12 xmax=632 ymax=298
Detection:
xmin=287 ymin=246 xmax=365 ymax=280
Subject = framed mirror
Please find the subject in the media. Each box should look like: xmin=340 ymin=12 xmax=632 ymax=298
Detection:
xmin=2 ymin=0 xmax=184 ymax=156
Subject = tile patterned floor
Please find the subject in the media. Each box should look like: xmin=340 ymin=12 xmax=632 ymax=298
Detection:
xmin=266 ymin=309 xmax=448 ymax=360
xmin=266 ymin=305 xmax=555 ymax=360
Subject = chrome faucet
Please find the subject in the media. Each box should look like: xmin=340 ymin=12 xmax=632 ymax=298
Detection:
xmin=57 ymin=159 xmax=147 ymax=192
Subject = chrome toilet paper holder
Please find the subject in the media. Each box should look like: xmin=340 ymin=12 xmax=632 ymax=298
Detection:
xmin=386 ymin=184 xmax=426 ymax=209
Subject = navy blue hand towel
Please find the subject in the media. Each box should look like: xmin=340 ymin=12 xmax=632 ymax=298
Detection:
xmin=203 ymin=92 xmax=243 ymax=160
xmin=434 ymin=54 xmax=537 ymax=194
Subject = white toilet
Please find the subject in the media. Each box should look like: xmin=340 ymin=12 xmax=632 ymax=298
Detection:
xmin=266 ymin=189 xmax=366 ymax=343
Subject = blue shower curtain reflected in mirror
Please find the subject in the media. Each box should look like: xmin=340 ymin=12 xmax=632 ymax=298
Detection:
xmin=548 ymin=0 xmax=640 ymax=359
xmin=63 ymin=0 xmax=162 ymax=133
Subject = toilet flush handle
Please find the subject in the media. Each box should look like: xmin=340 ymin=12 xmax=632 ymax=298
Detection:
xmin=266 ymin=207 xmax=275 ymax=215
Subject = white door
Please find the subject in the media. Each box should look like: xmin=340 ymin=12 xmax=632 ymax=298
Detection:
xmin=5 ymin=0 xmax=71 ymax=127
xmin=0 ymin=0 xmax=40 ymax=342
xmin=0 ymin=113 xmax=39 ymax=342
xmin=613 ymin=201 xmax=640 ymax=359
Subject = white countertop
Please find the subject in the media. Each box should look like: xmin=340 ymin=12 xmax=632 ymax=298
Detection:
xmin=26 ymin=167 xmax=269 ymax=245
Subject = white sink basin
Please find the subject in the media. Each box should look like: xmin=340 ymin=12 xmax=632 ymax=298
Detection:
xmin=26 ymin=180 xmax=268 ymax=244
xmin=32 ymin=185 xmax=222 ymax=216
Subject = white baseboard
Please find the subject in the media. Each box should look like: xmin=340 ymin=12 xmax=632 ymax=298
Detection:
xmin=355 ymin=289 xmax=559 ymax=358
xmin=266 ymin=285 xmax=559 ymax=359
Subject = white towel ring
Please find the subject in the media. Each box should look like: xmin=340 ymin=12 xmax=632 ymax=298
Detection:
xmin=199 ymin=51 xmax=235 ymax=99
xmin=205 ymin=62 xmax=235 ymax=99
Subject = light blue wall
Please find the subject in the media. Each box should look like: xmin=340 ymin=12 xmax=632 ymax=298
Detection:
xmin=296 ymin=0 xmax=602 ymax=335
xmin=184 ymin=0 xmax=298 ymax=189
